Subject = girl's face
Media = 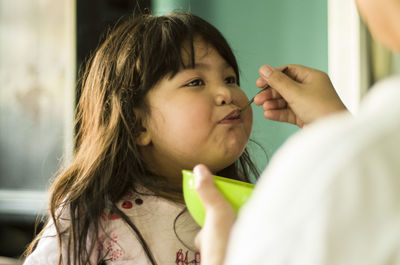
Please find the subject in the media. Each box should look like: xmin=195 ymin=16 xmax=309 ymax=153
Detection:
xmin=138 ymin=38 xmax=252 ymax=183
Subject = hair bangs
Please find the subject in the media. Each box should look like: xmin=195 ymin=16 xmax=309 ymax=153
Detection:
xmin=140 ymin=13 xmax=239 ymax=87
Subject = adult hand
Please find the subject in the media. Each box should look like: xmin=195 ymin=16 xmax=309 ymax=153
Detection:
xmin=254 ymin=64 xmax=347 ymax=127
xmin=193 ymin=164 xmax=236 ymax=265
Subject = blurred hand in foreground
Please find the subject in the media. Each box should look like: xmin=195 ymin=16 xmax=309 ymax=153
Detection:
xmin=193 ymin=164 xmax=236 ymax=265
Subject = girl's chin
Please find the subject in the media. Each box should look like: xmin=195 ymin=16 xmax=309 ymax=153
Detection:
xmin=224 ymin=136 xmax=249 ymax=153
xmin=183 ymin=144 xmax=247 ymax=172
xmin=208 ymin=156 xmax=242 ymax=173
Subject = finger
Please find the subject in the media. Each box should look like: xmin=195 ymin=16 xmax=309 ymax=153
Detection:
xmin=258 ymin=64 xmax=312 ymax=85
xmin=256 ymin=66 xmax=290 ymax=87
xmin=263 ymin=109 xmax=293 ymax=123
xmin=256 ymin=76 xmax=269 ymax=88
xmin=270 ymin=88 xmax=282 ymax=99
xmin=262 ymin=98 xmax=287 ymax=110
xmin=194 ymin=230 xmax=203 ymax=249
xmin=253 ymin=88 xmax=282 ymax=105
xmin=278 ymin=64 xmax=315 ymax=83
xmin=193 ymin=164 xmax=230 ymax=210
xmin=263 ymin=109 xmax=300 ymax=126
xmin=259 ymin=65 xmax=301 ymax=101
xmin=276 ymin=65 xmax=290 ymax=72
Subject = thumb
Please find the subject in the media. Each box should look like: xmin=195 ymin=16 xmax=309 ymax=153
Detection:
xmin=194 ymin=229 xmax=203 ymax=249
xmin=259 ymin=65 xmax=300 ymax=101
xmin=193 ymin=164 xmax=229 ymax=209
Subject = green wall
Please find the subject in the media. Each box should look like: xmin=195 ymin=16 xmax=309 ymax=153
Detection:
xmin=152 ymin=0 xmax=328 ymax=174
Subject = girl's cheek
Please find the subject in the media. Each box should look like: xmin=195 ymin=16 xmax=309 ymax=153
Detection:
xmin=245 ymin=109 xmax=253 ymax=129
xmin=237 ymin=89 xmax=250 ymax=106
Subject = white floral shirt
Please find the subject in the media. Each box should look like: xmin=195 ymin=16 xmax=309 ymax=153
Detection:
xmin=24 ymin=191 xmax=201 ymax=265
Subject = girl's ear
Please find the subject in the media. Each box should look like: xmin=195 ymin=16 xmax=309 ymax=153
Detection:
xmin=136 ymin=119 xmax=152 ymax=146
xmin=136 ymin=127 xmax=152 ymax=146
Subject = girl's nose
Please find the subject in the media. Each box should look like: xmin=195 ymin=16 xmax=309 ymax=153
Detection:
xmin=214 ymin=85 xmax=233 ymax=106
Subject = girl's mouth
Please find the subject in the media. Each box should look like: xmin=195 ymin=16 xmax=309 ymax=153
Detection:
xmin=219 ymin=109 xmax=242 ymax=124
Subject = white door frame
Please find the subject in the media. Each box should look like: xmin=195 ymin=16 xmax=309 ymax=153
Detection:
xmin=328 ymin=0 xmax=369 ymax=114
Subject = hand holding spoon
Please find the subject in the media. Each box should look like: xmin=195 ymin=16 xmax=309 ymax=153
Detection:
xmin=240 ymin=67 xmax=288 ymax=113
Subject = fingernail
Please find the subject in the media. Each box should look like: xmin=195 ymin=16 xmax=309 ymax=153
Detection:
xmin=260 ymin=65 xmax=273 ymax=78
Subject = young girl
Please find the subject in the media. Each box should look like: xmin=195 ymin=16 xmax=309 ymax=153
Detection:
xmin=23 ymin=12 xmax=258 ymax=265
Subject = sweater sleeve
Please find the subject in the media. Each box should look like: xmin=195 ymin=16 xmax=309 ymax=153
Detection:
xmin=224 ymin=102 xmax=400 ymax=265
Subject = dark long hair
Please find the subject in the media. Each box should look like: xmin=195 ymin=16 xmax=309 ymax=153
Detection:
xmin=25 ymin=13 xmax=259 ymax=265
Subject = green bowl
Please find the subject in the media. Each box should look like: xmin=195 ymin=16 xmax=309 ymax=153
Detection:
xmin=182 ymin=169 xmax=254 ymax=227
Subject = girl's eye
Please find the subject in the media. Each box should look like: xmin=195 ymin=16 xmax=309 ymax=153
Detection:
xmin=185 ymin=79 xmax=205 ymax=87
xmin=225 ymin=76 xmax=237 ymax=84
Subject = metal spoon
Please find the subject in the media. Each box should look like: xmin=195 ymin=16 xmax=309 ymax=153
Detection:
xmin=240 ymin=67 xmax=289 ymax=113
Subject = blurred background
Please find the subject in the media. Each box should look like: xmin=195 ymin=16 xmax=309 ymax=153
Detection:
xmin=1 ymin=0 xmax=399 ymax=262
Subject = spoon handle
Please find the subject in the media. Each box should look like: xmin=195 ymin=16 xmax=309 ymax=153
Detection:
xmin=240 ymin=87 xmax=269 ymax=112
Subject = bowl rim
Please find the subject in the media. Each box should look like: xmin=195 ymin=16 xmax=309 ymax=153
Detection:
xmin=182 ymin=169 xmax=254 ymax=189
